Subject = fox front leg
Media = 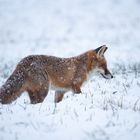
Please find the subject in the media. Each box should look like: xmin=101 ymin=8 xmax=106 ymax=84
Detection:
xmin=54 ymin=91 xmax=65 ymax=103
xmin=72 ymin=84 xmax=82 ymax=94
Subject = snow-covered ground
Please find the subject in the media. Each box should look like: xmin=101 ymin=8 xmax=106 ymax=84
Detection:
xmin=0 ymin=0 xmax=140 ymax=140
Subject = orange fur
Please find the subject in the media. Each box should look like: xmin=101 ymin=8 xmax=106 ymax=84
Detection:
xmin=0 ymin=45 xmax=113 ymax=104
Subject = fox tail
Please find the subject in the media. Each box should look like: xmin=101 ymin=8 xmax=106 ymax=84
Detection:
xmin=0 ymin=69 xmax=25 ymax=104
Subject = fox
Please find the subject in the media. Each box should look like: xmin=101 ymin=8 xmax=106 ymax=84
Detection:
xmin=0 ymin=45 xmax=113 ymax=104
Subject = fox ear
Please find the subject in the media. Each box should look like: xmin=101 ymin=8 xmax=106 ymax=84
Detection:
xmin=94 ymin=45 xmax=108 ymax=57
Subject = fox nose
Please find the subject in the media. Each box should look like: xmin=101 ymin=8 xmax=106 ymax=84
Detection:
xmin=111 ymin=75 xmax=113 ymax=78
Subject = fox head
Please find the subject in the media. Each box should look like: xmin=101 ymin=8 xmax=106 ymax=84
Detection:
xmin=93 ymin=45 xmax=113 ymax=79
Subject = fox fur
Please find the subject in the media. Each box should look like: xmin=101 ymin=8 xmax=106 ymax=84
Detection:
xmin=0 ymin=45 xmax=113 ymax=104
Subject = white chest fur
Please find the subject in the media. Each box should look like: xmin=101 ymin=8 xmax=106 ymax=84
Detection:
xmin=82 ymin=68 xmax=99 ymax=86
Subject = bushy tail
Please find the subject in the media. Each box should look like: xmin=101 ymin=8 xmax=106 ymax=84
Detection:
xmin=0 ymin=69 xmax=25 ymax=104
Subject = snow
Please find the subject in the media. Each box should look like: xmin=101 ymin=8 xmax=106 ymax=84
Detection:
xmin=0 ymin=0 xmax=140 ymax=140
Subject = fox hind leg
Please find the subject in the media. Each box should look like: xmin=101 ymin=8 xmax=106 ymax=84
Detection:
xmin=28 ymin=86 xmax=49 ymax=104
xmin=26 ymin=64 xmax=49 ymax=104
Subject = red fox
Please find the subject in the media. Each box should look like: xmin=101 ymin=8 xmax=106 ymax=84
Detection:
xmin=0 ymin=45 xmax=113 ymax=104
